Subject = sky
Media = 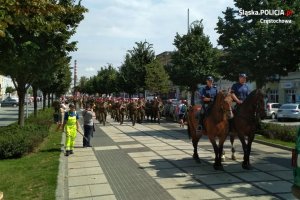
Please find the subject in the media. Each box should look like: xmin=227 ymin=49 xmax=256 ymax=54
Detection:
xmin=69 ymin=0 xmax=236 ymax=79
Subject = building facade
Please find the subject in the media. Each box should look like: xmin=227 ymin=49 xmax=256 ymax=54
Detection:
xmin=0 ymin=75 xmax=15 ymax=99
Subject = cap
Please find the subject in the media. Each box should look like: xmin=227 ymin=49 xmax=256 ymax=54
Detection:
xmin=239 ymin=73 xmax=247 ymax=78
xmin=69 ymin=103 xmax=75 ymax=108
xmin=206 ymin=76 xmax=214 ymax=81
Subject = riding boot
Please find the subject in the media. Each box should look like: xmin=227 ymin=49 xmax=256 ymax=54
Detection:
xmin=198 ymin=114 xmax=205 ymax=131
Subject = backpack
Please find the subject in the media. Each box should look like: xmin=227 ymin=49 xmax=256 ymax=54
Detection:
xmin=180 ymin=105 xmax=187 ymax=113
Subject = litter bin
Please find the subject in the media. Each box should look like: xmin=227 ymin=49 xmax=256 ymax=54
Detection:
xmin=292 ymin=126 xmax=300 ymax=199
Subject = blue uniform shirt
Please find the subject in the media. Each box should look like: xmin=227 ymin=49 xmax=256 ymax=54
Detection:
xmin=231 ymin=83 xmax=249 ymax=101
xmin=64 ymin=111 xmax=79 ymax=121
xmin=200 ymin=85 xmax=218 ymax=104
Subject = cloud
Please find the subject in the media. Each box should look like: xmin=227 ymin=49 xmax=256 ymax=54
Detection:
xmin=70 ymin=0 xmax=235 ymax=77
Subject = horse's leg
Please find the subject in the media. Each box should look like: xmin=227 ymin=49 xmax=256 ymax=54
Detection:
xmin=245 ymin=133 xmax=255 ymax=169
xmin=218 ymin=137 xmax=226 ymax=170
xmin=230 ymin=132 xmax=236 ymax=160
xmin=209 ymin=138 xmax=220 ymax=170
xmin=238 ymin=134 xmax=249 ymax=169
xmin=158 ymin=111 xmax=160 ymax=124
xmin=192 ymin=137 xmax=200 ymax=160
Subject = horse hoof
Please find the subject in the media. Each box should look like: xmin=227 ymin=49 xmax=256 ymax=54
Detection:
xmin=242 ymin=163 xmax=252 ymax=170
xmin=193 ymin=154 xmax=199 ymax=160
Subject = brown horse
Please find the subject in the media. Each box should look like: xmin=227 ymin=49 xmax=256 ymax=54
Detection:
xmin=229 ymin=89 xmax=266 ymax=170
xmin=151 ymin=99 xmax=163 ymax=124
xmin=187 ymin=91 xmax=233 ymax=170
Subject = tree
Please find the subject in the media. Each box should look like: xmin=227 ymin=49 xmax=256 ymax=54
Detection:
xmin=169 ymin=20 xmax=217 ymax=105
xmin=95 ymin=65 xmax=118 ymax=96
xmin=0 ymin=0 xmax=87 ymax=126
xmin=121 ymin=41 xmax=155 ymax=94
xmin=5 ymin=86 xmax=15 ymax=96
xmin=216 ymin=0 xmax=300 ymax=88
xmin=145 ymin=60 xmax=170 ymax=95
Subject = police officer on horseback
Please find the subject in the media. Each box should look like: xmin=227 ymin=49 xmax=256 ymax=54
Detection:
xmin=231 ymin=73 xmax=250 ymax=105
xmin=198 ymin=76 xmax=218 ymax=131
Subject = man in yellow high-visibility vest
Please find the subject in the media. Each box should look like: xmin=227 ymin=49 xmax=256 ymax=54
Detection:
xmin=62 ymin=103 xmax=80 ymax=156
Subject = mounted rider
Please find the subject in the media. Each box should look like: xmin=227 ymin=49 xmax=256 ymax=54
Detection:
xmin=229 ymin=73 xmax=250 ymax=131
xmin=198 ymin=76 xmax=218 ymax=131
xmin=230 ymin=73 xmax=250 ymax=109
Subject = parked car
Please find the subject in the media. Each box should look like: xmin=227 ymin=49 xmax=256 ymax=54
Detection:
xmin=0 ymin=97 xmax=19 ymax=107
xmin=277 ymin=103 xmax=300 ymax=121
xmin=266 ymin=103 xmax=281 ymax=119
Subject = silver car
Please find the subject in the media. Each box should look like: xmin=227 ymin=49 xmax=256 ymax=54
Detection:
xmin=277 ymin=103 xmax=300 ymax=121
xmin=266 ymin=103 xmax=281 ymax=119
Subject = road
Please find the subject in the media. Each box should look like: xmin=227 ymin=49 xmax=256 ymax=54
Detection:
xmin=62 ymin=113 xmax=296 ymax=200
xmin=0 ymin=103 xmax=43 ymax=126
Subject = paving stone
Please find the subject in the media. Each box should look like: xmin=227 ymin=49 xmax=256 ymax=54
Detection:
xmin=68 ymin=174 xmax=108 ymax=186
xmin=131 ymin=156 xmax=164 ymax=164
xmin=155 ymin=176 xmax=201 ymax=189
xmin=92 ymin=195 xmax=117 ymax=200
xmin=138 ymin=160 xmax=175 ymax=170
xmin=211 ymin=183 xmax=266 ymax=198
xmin=144 ymin=168 xmax=187 ymax=179
xmin=232 ymin=171 xmax=280 ymax=182
xmin=195 ymin=173 xmax=242 ymax=185
xmin=69 ymin=185 xmax=91 ymax=199
xmin=128 ymin=151 xmax=159 ymax=158
xmin=230 ymin=195 xmax=281 ymax=199
xmin=68 ymin=155 xmax=98 ymax=163
xmin=94 ymin=146 xmax=119 ymax=151
xmin=253 ymin=180 xmax=293 ymax=193
xmin=268 ymin=170 xmax=293 ymax=181
xmin=69 ymin=167 xmax=103 ymax=177
xmin=167 ymin=186 xmax=222 ymax=200
xmin=155 ymin=150 xmax=187 ymax=156
xmin=68 ymin=161 xmax=100 ymax=169
xmin=254 ymin=163 xmax=290 ymax=171
xmin=95 ymin=149 xmax=174 ymax=200
xmin=119 ymin=144 xmax=144 ymax=149
xmin=90 ymin=184 xmax=114 ymax=196
xmin=277 ymin=193 xmax=298 ymax=200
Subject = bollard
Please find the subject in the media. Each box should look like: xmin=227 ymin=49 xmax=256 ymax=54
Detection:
xmin=292 ymin=127 xmax=300 ymax=199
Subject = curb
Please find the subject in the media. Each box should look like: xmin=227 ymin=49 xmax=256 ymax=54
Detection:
xmin=55 ymin=133 xmax=67 ymax=200
xmin=254 ymin=138 xmax=293 ymax=152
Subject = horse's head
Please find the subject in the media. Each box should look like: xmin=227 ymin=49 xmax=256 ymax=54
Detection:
xmin=221 ymin=91 xmax=234 ymax=119
xmin=254 ymin=89 xmax=267 ymax=119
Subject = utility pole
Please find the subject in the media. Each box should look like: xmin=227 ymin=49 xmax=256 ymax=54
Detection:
xmin=74 ymin=60 xmax=77 ymax=95
xmin=187 ymin=8 xmax=190 ymax=34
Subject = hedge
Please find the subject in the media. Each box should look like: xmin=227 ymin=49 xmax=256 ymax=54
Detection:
xmin=0 ymin=109 xmax=53 ymax=159
xmin=257 ymin=123 xmax=298 ymax=143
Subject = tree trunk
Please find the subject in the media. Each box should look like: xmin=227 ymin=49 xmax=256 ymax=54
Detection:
xmin=43 ymin=92 xmax=47 ymax=110
xmin=47 ymin=93 xmax=51 ymax=108
xmin=32 ymin=85 xmax=38 ymax=117
xmin=17 ymin=89 xmax=26 ymax=126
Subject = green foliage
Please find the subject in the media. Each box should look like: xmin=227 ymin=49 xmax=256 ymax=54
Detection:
xmin=0 ymin=109 xmax=52 ymax=159
xmin=94 ymin=64 xmax=119 ymax=95
xmin=258 ymin=123 xmax=298 ymax=142
xmin=169 ymin=20 xmax=218 ymax=104
xmin=5 ymin=86 xmax=15 ymax=94
xmin=145 ymin=59 xmax=171 ymax=94
xmin=216 ymin=0 xmax=300 ymax=88
xmin=119 ymin=41 xmax=155 ymax=94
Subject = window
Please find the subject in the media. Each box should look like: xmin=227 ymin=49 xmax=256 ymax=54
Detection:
xmin=267 ymin=89 xmax=278 ymax=103
xmin=285 ymin=89 xmax=296 ymax=103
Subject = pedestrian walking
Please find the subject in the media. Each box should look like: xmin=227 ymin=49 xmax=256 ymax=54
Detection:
xmin=82 ymin=104 xmax=94 ymax=147
xmin=62 ymin=103 xmax=79 ymax=156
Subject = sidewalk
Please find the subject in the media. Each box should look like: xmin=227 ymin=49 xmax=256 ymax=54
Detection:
xmin=57 ymin=113 xmax=296 ymax=200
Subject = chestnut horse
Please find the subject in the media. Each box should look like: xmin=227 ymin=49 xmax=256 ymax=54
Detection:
xmin=187 ymin=91 xmax=233 ymax=170
xmin=229 ymin=89 xmax=266 ymax=170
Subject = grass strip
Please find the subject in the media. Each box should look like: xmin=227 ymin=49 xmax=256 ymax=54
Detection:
xmin=256 ymin=134 xmax=295 ymax=149
xmin=0 ymin=126 xmax=62 ymax=200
